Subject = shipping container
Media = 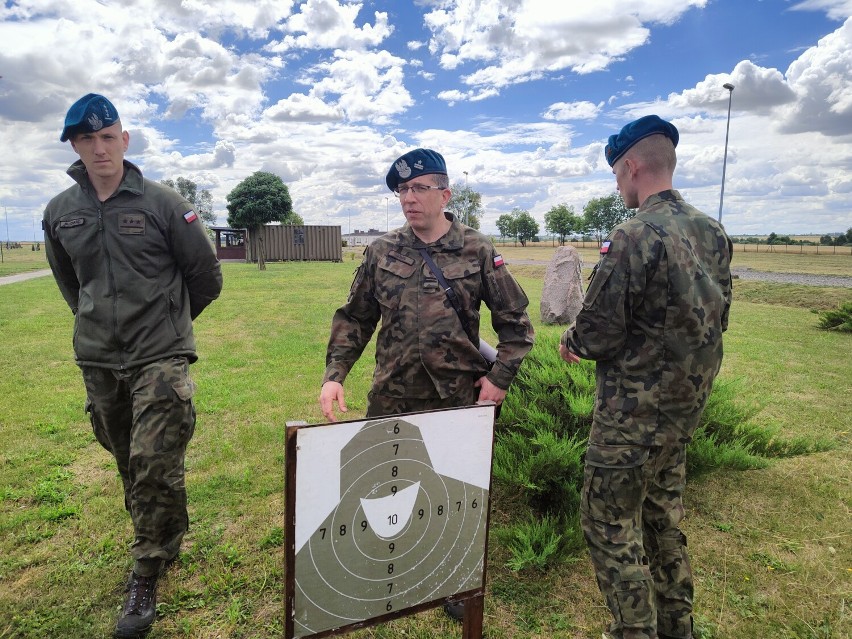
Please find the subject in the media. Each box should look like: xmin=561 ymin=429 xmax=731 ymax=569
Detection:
xmin=245 ymin=225 xmax=342 ymax=262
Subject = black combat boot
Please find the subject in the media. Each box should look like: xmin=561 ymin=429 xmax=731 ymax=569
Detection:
xmin=114 ymin=572 xmax=158 ymax=638
xmin=443 ymin=600 xmax=465 ymax=622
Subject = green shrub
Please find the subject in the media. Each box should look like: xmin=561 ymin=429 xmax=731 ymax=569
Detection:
xmin=493 ymin=330 xmax=833 ymax=571
xmin=815 ymin=301 xmax=852 ymax=332
xmin=492 ymin=513 xmax=584 ymax=572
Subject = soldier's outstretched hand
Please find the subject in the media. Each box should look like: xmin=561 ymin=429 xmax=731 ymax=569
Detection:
xmin=559 ymin=343 xmax=581 ymax=364
xmin=320 ymin=381 xmax=348 ymax=422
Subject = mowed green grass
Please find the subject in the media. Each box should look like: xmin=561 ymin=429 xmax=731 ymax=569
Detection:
xmin=0 ymin=259 xmax=850 ymax=639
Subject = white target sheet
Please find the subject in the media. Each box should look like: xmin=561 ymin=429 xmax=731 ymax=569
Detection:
xmin=287 ymin=405 xmax=495 ymax=638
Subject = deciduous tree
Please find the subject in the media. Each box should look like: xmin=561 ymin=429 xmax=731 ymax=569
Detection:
xmin=226 ymin=172 xmax=295 ymax=270
xmin=447 ymin=183 xmax=483 ymax=229
xmin=162 ymin=177 xmax=217 ymax=226
xmin=583 ymin=193 xmax=632 ymax=244
xmin=544 ymin=204 xmax=582 ymax=245
xmin=513 ymin=208 xmax=540 ymax=247
xmin=496 ymin=213 xmax=517 ymax=245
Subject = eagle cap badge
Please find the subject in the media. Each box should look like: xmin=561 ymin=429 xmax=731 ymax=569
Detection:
xmin=395 ymin=159 xmax=411 ymax=180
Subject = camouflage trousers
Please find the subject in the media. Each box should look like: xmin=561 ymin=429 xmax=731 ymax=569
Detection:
xmin=81 ymin=356 xmax=196 ymax=577
xmin=366 ymin=380 xmax=479 ymax=418
xmin=580 ymin=441 xmax=694 ymax=639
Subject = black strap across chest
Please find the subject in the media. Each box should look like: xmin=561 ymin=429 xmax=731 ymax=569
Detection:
xmin=417 ymin=247 xmax=476 ymax=344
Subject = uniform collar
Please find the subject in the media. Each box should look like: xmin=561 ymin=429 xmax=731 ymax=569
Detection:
xmin=67 ymin=159 xmax=144 ymax=198
xmin=639 ymin=189 xmax=682 ymax=211
xmin=400 ymin=211 xmax=465 ymax=249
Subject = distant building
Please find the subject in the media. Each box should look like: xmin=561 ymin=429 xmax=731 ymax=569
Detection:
xmin=211 ymin=227 xmax=246 ymax=260
xmin=342 ymin=228 xmax=384 ymax=247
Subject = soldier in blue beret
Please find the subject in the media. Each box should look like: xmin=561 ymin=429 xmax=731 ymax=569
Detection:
xmin=604 ymin=114 xmax=679 ymax=169
xmin=560 ymin=116 xmax=733 ymax=639
xmin=320 ymin=148 xmax=535 ymax=622
xmin=43 ymin=94 xmax=222 ymax=638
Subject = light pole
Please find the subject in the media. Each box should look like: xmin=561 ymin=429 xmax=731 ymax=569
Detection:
xmin=718 ymin=82 xmax=734 ymax=223
xmin=462 ymin=171 xmax=469 ymax=225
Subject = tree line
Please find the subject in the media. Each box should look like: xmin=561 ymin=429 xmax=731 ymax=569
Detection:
xmin=730 ymin=230 xmax=852 ymax=247
xmin=168 ymin=169 xmax=850 ymax=271
xmin=162 ymin=172 xmax=630 ymax=263
xmin=495 ymin=194 xmax=629 ymax=247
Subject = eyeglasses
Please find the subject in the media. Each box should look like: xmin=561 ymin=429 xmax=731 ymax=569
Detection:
xmin=394 ymin=184 xmax=445 ymax=198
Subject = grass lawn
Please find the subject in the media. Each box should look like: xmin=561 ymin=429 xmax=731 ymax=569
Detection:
xmin=0 ymin=243 xmax=49 ymax=277
xmin=0 ymin=258 xmax=850 ymax=639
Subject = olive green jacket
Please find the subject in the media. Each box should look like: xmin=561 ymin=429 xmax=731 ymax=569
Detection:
xmin=44 ymin=160 xmax=222 ymax=369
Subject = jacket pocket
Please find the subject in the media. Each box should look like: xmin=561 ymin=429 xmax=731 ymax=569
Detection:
xmin=375 ymin=258 xmax=417 ymax=311
xmin=442 ymin=261 xmax=482 ymax=323
xmin=584 ymin=443 xmax=650 ymax=468
xmin=581 ymin=443 xmax=650 ymax=524
xmin=165 ymin=292 xmax=181 ymax=337
xmin=582 ymin=256 xmax=618 ymax=310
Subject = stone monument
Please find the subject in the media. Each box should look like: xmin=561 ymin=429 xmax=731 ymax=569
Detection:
xmin=540 ymin=245 xmax=584 ymax=325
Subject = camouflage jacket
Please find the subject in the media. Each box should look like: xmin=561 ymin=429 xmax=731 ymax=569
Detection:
xmin=562 ymin=190 xmax=732 ymax=446
xmin=324 ymin=213 xmax=534 ymax=399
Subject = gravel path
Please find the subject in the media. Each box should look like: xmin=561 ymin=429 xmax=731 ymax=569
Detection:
xmin=0 ymin=268 xmax=52 ymax=286
xmin=729 ymin=267 xmax=852 ymax=288
xmin=1 ymin=264 xmax=850 ymax=288
xmin=507 ymin=259 xmax=852 ymax=289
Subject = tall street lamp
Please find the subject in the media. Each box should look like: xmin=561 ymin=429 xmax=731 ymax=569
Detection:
xmin=462 ymin=171 xmax=469 ymax=225
xmin=718 ymin=82 xmax=735 ymax=223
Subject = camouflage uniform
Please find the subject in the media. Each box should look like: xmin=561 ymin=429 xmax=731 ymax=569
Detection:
xmin=82 ymin=358 xmax=195 ymax=569
xmin=44 ymin=160 xmax=222 ymax=577
xmin=562 ymin=190 xmax=732 ymax=639
xmin=324 ymin=213 xmax=534 ymax=417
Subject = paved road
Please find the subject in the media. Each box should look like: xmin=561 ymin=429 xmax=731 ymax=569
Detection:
xmin=508 ymin=259 xmax=852 ymax=288
xmin=0 ymin=269 xmax=52 ymax=286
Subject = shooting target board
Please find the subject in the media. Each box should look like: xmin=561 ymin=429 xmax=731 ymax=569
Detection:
xmin=285 ymin=404 xmax=496 ymax=638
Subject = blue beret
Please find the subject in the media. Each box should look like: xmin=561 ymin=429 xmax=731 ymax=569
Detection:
xmin=386 ymin=148 xmax=447 ymax=191
xmin=605 ymin=115 xmax=679 ymax=167
xmin=60 ymin=93 xmax=120 ymax=142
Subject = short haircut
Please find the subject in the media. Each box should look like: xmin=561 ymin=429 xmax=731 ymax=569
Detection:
xmin=432 ymin=173 xmax=450 ymax=189
xmin=627 ymin=134 xmax=677 ymax=174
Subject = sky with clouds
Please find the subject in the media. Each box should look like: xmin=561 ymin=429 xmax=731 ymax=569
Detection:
xmin=1 ymin=0 xmax=852 ymax=241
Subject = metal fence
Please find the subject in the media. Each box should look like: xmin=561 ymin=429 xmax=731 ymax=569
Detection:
xmin=730 ymin=242 xmax=852 ymax=255
xmin=492 ymin=237 xmax=852 ymax=255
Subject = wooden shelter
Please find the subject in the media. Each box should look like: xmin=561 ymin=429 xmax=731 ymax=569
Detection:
xmin=211 ymin=227 xmax=246 ymax=261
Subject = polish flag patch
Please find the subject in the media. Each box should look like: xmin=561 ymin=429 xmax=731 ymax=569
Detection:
xmin=600 ymin=241 xmax=611 ymax=255
xmin=493 ymin=254 xmax=504 ymax=267
xmin=183 ymin=210 xmax=198 ymax=224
